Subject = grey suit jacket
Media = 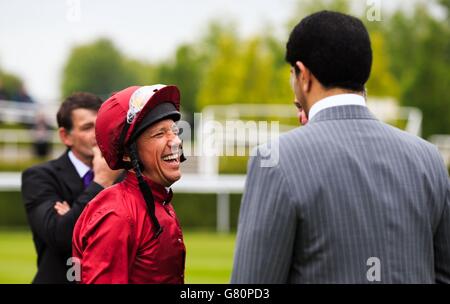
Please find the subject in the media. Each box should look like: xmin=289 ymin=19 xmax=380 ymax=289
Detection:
xmin=231 ymin=105 xmax=450 ymax=283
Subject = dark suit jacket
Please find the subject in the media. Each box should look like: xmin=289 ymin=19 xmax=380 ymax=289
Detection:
xmin=21 ymin=150 xmax=104 ymax=283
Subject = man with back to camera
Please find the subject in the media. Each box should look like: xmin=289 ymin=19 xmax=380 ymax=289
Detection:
xmin=231 ymin=11 xmax=450 ymax=283
xmin=21 ymin=92 xmax=122 ymax=283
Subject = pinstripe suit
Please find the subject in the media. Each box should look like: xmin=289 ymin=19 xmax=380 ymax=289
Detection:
xmin=231 ymin=105 xmax=450 ymax=283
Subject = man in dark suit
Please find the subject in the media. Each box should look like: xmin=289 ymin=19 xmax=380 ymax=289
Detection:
xmin=21 ymin=92 xmax=122 ymax=283
xmin=232 ymin=11 xmax=450 ymax=283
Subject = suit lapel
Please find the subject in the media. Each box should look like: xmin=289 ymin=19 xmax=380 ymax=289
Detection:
xmin=53 ymin=150 xmax=84 ymax=203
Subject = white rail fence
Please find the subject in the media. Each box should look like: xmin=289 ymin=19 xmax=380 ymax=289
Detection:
xmin=2 ymin=99 xmax=448 ymax=233
xmin=0 ymin=172 xmax=245 ymax=233
xmin=429 ymin=135 xmax=450 ymax=168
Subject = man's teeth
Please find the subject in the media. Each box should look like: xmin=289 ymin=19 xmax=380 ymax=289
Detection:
xmin=162 ymin=154 xmax=179 ymax=161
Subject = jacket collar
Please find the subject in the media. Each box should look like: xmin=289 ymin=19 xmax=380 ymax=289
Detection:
xmin=53 ymin=149 xmax=84 ymax=196
xmin=123 ymin=171 xmax=173 ymax=204
xmin=308 ymin=93 xmax=366 ymax=121
xmin=309 ymin=105 xmax=377 ymax=124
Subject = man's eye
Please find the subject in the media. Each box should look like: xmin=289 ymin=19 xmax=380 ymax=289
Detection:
xmin=171 ymin=126 xmax=181 ymax=135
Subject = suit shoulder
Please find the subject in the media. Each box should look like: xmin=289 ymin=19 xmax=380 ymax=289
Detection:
xmin=382 ymin=123 xmax=440 ymax=154
xmin=22 ymin=152 xmax=71 ymax=177
xmin=279 ymin=124 xmax=321 ymax=143
xmin=21 ymin=158 xmax=59 ymax=180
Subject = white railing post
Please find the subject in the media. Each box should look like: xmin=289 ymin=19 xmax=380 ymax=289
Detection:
xmin=198 ymin=107 xmax=219 ymax=176
xmin=217 ymin=192 xmax=230 ymax=233
xmin=404 ymin=107 xmax=423 ymax=137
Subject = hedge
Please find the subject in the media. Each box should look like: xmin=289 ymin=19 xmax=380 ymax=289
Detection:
xmin=0 ymin=191 xmax=242 ymax=231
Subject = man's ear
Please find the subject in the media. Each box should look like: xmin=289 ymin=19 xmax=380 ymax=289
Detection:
xmin=58 ymin=127 xmax=72 ymax=148
xmin=296 ymin=61 xmax=312 ymax=92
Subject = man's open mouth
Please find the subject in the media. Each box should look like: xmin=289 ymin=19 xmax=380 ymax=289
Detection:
xmin=162 ymin=152 xmax=180 ymax=163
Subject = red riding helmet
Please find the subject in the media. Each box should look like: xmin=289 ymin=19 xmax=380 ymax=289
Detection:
xmin=96 ymin=84 xmax=181 ymax=170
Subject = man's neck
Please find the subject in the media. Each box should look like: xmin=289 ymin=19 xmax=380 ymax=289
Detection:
xmin=70 ymin=150 xmax=92 ymax=168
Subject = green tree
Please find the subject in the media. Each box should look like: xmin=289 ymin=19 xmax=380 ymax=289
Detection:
xmin=0 ymin=70 xmax=23 ymax=99
xmin=61 ymin=38 xmax=140 ymax=100
xmin=385 ymin=3 xmax=450 ymax=137
xmin=288 ymin=0 xmax=350 ymax=29
xmin=196 ymin=28 xmax=242 ymax=108
xmin=123 ymin=58 xmax=157 ymax=86
xmin=197 ymin=26 xmax=292 ymax=109
xmin=157 ymin=44 xmax=205 ymax=119
xmin=365 ymin=31 xmax=400 ymax=98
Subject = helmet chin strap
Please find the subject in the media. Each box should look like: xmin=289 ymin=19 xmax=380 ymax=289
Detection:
xmin=129 ymin=141 xmax=163 ymax=239
xmin=179 ymin=140 xmax=187 ymax=162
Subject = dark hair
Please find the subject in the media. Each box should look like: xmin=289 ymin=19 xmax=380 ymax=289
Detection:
xmin=56 ymin=92 xmax=102 ymax=131
xmin=285 ymin=10 xmax=372 ymax=92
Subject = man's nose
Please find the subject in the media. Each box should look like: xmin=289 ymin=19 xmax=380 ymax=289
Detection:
xmin=169 ymin=134 xmax=182 ymax=147
xmin=90 ymin=129 xmax=97 ymax=145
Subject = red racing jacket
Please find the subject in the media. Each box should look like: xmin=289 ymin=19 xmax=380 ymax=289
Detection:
xmin=72 ymin=171 xmax=185 ymax=284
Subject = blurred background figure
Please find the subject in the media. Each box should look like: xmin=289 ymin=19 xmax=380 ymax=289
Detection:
xmin=31 ymin=112 xmax=52 ymax=159
xmin=13 ymin=84 xmax=34 ymax=103
xmin=0 ymin=79 xmax=9 ymax=101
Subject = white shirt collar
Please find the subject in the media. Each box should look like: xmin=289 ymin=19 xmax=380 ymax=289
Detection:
xmin=68 ymin=150 xmax=91 ymax=178
xmin=308 ymin=94 xmax=366 ymax=121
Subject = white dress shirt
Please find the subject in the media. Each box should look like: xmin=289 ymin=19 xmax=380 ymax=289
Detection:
xmin=68 ymin=150 xmax=91 ymax=178
xmin=308 ymin=93 xmax=366 ymax=121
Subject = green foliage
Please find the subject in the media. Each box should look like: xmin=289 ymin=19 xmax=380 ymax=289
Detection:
xmin=219 ymin=156 xmax=249 ymax=174
xmin=197 ymin=33 xmax=292 ymax=109
xmin=0 ymin=192 xmax=27 ymax=227
xmin=61 ymin=38 xmax=145 ymax=100
xmin=0 ymin=71 xmax=22 ymax=98
xmin=172 ymin=193 xmax=241 ymax=230
xmin=287 ymin=0 xmax=449 ymax=137
xmin=385 ymin=3 xmax=450 ymax=137
xmin=365 ymin=31 xmax=401 ymax=98
xmin=0 ymin=157 xmax=52 ymax=172
xmin=288 ymin=0 xmax=350 ymax=30
xmin=0 ymin=122 xmax=29 ymax=130
xmin=57 ymin=0 xmax=449 ymax=141
xmin=0 ymin=189 xmax=242 ymax=230
xmin=123 ymin=58 xmax=158 ymax=86
xmin=157 ymin=44 xmax=206 ymax=119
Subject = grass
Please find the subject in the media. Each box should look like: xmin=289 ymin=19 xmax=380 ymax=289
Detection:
xmin=184 ymin=231 xmax=235 ymax=283
xmin=0 ymin=229 xmax=236 ymax=284
xmin=0 ymin=229 xmax=36 ymax=283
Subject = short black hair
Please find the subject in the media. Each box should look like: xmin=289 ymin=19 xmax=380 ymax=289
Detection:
xmin=57 ymin=92 xmax=102 ymax=131
xmin=286 ymin=10 xmax=372 ymax=92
